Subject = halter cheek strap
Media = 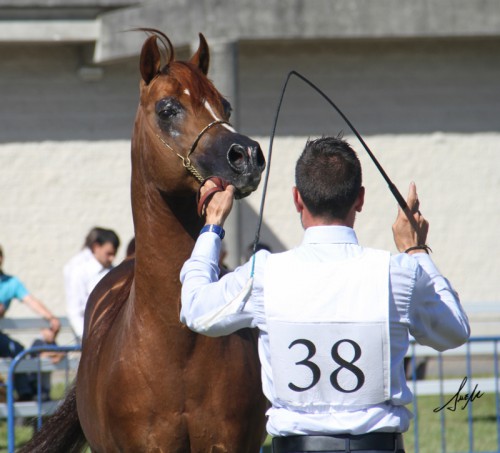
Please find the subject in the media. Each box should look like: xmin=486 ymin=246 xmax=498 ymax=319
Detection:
xmin=187 ymin=120 xmax=231 ymax=157
xmin=156 ymin=119 xmax=232 ymax=184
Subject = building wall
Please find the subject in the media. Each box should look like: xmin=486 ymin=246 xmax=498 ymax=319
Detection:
xmin=0 ymin=44 xmax=138 ymax=318
xmin=0 ymin=44 xmax=138 ymax=142
xmin=1 ymin=37 xmax=498 ymax=329
xmin=240 ymin=133 xmax=500 ymax=313
xmin=235 ymin=38 xmax=500 ymax=318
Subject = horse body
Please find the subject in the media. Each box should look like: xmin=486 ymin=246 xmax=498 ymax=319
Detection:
xmin=22 ymin=30 xmax=267 ymax=453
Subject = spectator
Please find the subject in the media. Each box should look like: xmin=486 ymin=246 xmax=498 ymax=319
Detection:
xmin=27 ymin=327 xmax=64 ymax=402
xmin=126 ymin=237 xmax=136 ymax=258
xmin=64 ymin=228 xmax=120 ymax=342
xmin=0 ymin=244 xmax=60 ymax=401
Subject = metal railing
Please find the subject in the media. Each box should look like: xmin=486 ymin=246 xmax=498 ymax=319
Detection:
xmin=2 ymin=345 xmax=81 ymax=453
xmin=408 ymin=336 xmax=500 ymax=453
xmin=4 ymin=337 xmax=499 ymax=453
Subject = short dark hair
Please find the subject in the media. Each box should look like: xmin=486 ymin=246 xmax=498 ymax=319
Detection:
xmin=295 ymin=136 xmax=362 ymax=220
xmin=87 ymin=227 xmax=120 ymax=251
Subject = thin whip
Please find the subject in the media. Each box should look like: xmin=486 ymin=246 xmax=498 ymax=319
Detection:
xmin=250 ymin=70 xmax=407 ymax=276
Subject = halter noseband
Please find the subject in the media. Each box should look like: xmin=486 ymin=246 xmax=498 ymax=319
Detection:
xmin=156 ymin=119 xmax=231 ymax=184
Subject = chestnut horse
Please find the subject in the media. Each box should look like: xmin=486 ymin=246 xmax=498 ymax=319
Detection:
xmin=21 ymin=30 xmax=267 ymax=452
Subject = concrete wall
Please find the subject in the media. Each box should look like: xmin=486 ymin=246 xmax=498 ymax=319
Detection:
xmin=0 ymin=44 xmax=138 ymax=142
xmin=240 ymin=133 xmax=500 ymax=311
xmin=1 ymin=140 xmax=134 ymax=319
xmin=237 ymin=37 xmax=500 ymax=135
xmin=0 ymin=44 xmax=138 ymax=319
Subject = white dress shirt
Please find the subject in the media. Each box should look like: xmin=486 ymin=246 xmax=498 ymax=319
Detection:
xmin=180 ymin=226 xmax=470 ymax=436
xmin=64 ymin=248 xmax=111 ymax=339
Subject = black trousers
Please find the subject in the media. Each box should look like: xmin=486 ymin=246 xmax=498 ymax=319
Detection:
xmin=272 ymin=433 xmax=405 ymax=453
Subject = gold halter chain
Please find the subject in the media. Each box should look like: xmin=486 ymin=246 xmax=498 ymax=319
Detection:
xmin=156 ymin=119 xmax=232 ymax=185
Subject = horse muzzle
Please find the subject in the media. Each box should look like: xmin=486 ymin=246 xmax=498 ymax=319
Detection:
xmin=227 ymin=143 xmax=266 ymax=175
xmin=226 ymin=143 xmax=266 ymax=198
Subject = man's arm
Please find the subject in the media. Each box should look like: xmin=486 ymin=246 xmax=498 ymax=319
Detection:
xmin=22 ymin=294 xmax=61 ymax=333
xmin=180 ymin=181 xmax=257 ymax=336
xmin=64 ymin=266 xmax=88 ymax=338
xmin=408 ymin=255 xmax=470 ymax=351
xmin=392 ymin=182 xmax=470 ymax=350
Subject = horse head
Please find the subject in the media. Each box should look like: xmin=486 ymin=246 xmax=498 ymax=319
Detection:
xmin=133 ymin=29 xmax=265 ymax=201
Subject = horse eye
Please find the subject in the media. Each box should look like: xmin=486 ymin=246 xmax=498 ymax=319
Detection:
xmin=156 ymin=98 xmax=181 ymax=121
xmin=221 ymin=99 xmax=232 ymax=119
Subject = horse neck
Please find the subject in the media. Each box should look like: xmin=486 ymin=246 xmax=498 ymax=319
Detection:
xmin=130 ymin=136 xmax=203 ymax=317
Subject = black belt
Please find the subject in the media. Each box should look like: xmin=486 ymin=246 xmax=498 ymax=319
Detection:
xmin=272 ymin=433 xmax=404 ymax=452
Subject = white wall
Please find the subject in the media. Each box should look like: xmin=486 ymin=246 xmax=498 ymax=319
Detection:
xmin=5 ymin=134 xmax=496 ymax=325
xmin=0 ymin=140 xmax=134 ymax=318
xmin=240 ymin=133 xmax=500 ymax=311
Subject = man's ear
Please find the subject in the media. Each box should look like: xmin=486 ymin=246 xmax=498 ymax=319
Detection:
xmin=355 ymin=186 xmax=365 ymax=212
xmin=292 ymin=187 xmax=304 ymax=213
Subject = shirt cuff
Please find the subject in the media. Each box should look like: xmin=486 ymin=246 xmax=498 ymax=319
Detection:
xmin=411 ymin=252 xmax=441 ymax=278
xmin=192 ymin=231 xmax=221 ymax=264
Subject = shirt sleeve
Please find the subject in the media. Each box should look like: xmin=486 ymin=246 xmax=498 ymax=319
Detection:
xmin=407 ymin=253 xmax=470 ymax=351
xmin=13 ymin=277 xmax=29 ymax=301
xmin=180 ymin=232 xmax=264 ymax=337
xmin=64 ymin=265 xmax=88 ymax=338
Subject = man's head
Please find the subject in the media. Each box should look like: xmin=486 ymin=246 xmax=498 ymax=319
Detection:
xmin=89 ymin=229 xmax=120 ymax=268
xmin=294 ymin=136 xmax=363 ymax=224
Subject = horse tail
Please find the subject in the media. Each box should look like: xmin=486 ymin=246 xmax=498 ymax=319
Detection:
xmin=18 ymin=384 xmax=87 ymax=453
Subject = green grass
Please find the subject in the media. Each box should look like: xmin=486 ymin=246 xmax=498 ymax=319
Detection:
xmin=262 ymin=393 xmax=499 ymax=453
xmin=2 ymin=392 xmax=498 ymax=453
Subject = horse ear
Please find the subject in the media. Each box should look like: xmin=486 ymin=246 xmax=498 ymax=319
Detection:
xmin=140 ymin=35 xmax=162 ymax=85
xmin=189 ymin=33 xmax=210 ymax=75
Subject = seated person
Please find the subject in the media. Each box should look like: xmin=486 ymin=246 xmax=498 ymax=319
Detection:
xmin=0 ymin=244 xmax=60 ymax=401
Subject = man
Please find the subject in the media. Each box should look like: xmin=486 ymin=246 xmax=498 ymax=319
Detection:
xmin=64 ymin=227 xmax=120 ymax=341
xmin=180 ymin=136 xmax=470 ymax=453
xmin=0 ymin=244 xmax=60 ymax=400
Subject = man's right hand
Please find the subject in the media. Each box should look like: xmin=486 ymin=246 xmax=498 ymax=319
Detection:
xmin=201 ymin=180 xmax=235 ymax=228
xmin=392 ymin=182 xmax=429 ymax=254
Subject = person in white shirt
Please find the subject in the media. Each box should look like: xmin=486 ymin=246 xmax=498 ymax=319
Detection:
xmin=64 ymin=227 xmax=120 ymax=342
xmin=180 ymin=136 xmax=470 ymax=453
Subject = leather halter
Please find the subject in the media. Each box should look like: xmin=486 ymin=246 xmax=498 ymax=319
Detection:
xmin=196 ymin=176 xmax=229 ymax=217
xmin=156 ymin=119 xmax=231 ymax=184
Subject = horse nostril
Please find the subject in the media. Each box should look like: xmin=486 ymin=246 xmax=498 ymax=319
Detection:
xmin=254 ymin=146 xmax=266 ymax=170
xmin=227 ymin=144 xmax=247 ymax=171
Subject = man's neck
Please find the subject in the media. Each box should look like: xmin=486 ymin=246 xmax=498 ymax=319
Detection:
xmin=302 ymin=213 xmax=354 ymax=230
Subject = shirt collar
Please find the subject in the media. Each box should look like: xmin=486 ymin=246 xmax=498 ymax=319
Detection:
xmin=302 ymin=225 xmax=359 ymax=245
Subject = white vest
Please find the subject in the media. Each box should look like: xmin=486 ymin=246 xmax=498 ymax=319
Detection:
xmin=264 ymin=248 xmax=391 ymax=412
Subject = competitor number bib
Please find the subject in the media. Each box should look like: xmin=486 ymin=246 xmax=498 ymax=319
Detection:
xmin=268 ymin=319 xmax=389 ymax=409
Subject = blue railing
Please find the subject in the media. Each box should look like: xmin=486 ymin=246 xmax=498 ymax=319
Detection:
xmin=4 ymin=344 xmax=81 ymax=453
xmin=5 ymin=337 xmax=500 ymax=453
xmin=408 ymin=336 xmax=500 ymax=453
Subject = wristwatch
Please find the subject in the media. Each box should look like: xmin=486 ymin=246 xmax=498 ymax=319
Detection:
xmin=200 ymin=224 xmax=225 ymax=240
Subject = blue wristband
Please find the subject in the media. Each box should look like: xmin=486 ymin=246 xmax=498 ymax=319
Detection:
xmin=200 ymin=224 xmax=225 ymax=240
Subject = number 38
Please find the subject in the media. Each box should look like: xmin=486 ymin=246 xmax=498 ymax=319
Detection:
xmin=288 ymin=338 xmax=365 ymax=393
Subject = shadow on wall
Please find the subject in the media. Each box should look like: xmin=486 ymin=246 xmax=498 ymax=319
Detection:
xmin=239 ymin=200 xmax=287 ymax=265
xmin=239 ymin=38 xmax=500 ymax=136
